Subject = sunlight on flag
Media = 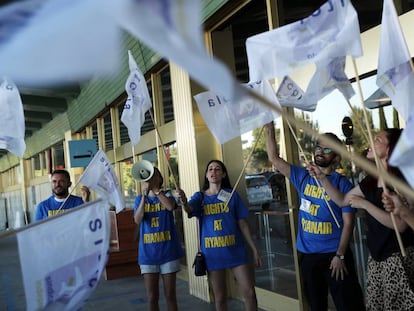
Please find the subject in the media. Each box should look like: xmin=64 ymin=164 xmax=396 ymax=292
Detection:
xmin=0 ymin=78 xmax=25 ymax=157
xmin=389 ymin=112 xmax=414 ymax=188
xmin=0 ymin=0 xmax=121 ymax=85
xmin=376 ymin=0 xmax=414 ymax=122
xmin=79 ymin=150 xmax=124 ymax=213
xmin=121 ymin=50 xmax=152 ymax=146
xmin=194 ymin=80 xmax=280 ymax=144
xmin=246 ymin=0 xmax=362 ymax=82
xmin=17 ymin=199 xmax=110 ymax=311
xmin=112 ymin=0 xmax=238 ymax=99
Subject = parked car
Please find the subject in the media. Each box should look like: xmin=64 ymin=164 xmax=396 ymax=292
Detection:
xmin=245 ymin=175 xmax=273 ymax=209
xmin=264 ymin=172 xmax=287 ymax=203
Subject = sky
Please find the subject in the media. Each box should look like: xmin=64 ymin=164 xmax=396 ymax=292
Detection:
xmin=311 ymin=75 xmax=394 ymax=139
xmin=242 ymin=75 xmax=393 ymax=148
xmin=242 ymin=74 xmax=395 ymax=147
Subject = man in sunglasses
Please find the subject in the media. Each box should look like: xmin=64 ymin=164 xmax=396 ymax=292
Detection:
xmin=265 ymin=121 xmax=365 ymax=311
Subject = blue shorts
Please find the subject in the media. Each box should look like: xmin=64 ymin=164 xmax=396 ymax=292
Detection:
xmin=140 ymin=259 xmax=181 ymax=274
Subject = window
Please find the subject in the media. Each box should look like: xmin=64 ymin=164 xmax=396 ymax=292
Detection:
xmin=103 ymin=112 xmax=113 ymax=151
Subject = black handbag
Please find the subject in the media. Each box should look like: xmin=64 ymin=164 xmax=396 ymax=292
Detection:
xmin=193 ymin=192 xmax=206 ymax=276
xmin=192 ymin=251 xmax=207 ymax=276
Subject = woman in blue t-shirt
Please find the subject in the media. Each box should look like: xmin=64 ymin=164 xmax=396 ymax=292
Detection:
xmin=177 ymin=160 xmax=261 ymax=311
xmin=133 ymin=167 xmax=183 ymax=311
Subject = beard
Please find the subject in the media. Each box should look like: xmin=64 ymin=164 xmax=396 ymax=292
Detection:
xmin=314 ymin=155 xmax=334 ymax=168
xmin=53 ymin=188 xmax=68 ymax=197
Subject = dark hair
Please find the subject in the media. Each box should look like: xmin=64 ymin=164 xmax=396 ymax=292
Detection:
xmin=201 ymin=160 xmax=232 ymax=191
xmin=384 ymin=128 xmax=403 ymax=178
xmin=51 ymin=169 xmax=71 ymax=181
xmin=317 ymin=132 xmax=343 ymax=149
xmin=384 ymin=128 xmax=403 ymax=159
xmin=153 ymin=167 xmax=164 ymax=188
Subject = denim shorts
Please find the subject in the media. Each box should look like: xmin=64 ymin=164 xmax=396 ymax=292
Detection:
xmin=140 ymin=259 xmax=181 ymax=274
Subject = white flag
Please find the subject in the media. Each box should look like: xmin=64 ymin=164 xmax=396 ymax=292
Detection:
xmin=376 ymin=0 xmax=414 ymax=122
xmin=112 ymin=0 xmax=238 ymax=99
xmin=17 ymin=199 xmax=110 ymax=311
xmin=0 ymin=0 xmax=121 ymax=85
xmin=121 ymin=51 xmax=152 ymax=146
xmin=389 ymin=112 xmax=414 ymax=188
xmin=0 ymin=78 xmax=26 ymax=157
xmin=276 ymin=76 xmax=307 ymax=110
xmin=194 ymin=80 xmax=280 ymax=144
xmin=276 ymin=58 xmax=354 ymax=112
xmin=304 ymin=57 xmax=355 ymax=108
xmin=79 ymin=150 xmax=124 ymax=213
xmin=246 ymin=0 xmax=362 ymax=81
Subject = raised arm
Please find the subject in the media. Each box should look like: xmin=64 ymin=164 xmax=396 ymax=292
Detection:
xmin=154 ymin=190 xmax=176 ymax=211
xmin=307 ymin=163 xmax=360 ymax=207
xmin=265 ymin=122 xmax=291 ymax=178
xmin=176 ymin=188 xmax=193 ymax=215
xmin=134 ymin=191 xmax=147 ymax=225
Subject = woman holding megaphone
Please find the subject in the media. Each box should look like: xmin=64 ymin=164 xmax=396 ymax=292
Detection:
xmin=133 ymin=161 xmax=184 ymax=311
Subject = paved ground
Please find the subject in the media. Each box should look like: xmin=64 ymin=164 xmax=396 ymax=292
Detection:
xmin=0 ymin=231 xmax=258 ymax=310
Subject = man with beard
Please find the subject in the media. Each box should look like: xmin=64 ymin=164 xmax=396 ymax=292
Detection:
xmin=34 ymin=170 xmax=90 ymax=221
xmin=265 ymin=122 xmax=365 ymax=311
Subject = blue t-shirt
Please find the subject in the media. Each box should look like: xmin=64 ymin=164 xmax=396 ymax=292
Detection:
xmin=134 ymin=192 xmax=184 ymax=265
xmin=188 ymin=189 xmax=248 ymax=271
xmin=290 ymin=165 xmax=355 ymax=254
xmin=34 ymin=195 xmax=84 ymax=221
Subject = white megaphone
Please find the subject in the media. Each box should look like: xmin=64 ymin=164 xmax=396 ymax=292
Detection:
xmin=131 ymin=160 xmax=154 ymax=182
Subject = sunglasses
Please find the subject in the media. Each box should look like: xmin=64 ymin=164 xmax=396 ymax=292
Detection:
xmin=315 ymin=146 xmax=333 ymax=154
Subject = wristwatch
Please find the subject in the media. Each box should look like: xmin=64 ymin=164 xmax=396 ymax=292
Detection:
xmin=336 ymin=253 xmax=345 ymax=260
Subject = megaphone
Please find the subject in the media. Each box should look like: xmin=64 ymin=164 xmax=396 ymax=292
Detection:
xmin=131 ymin=160 xmax=154 ymax=182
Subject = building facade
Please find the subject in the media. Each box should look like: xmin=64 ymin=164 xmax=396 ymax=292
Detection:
xmin=1 ymin=1 xmax=414 ymax=310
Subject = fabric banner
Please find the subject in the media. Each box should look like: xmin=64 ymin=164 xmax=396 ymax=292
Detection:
xmin=246 ymin=0 xmax=362 ymax=81
xmin=304 ymin=57 xmax=355 ymax=108
xmin=113 ymin=0 xmax=238 ymax=99
xmin=121 ymin=50 xmax=152 ymax=146
xmin=376 ymin=0 xmax=414 ymax=122
xmin=0 ymin=0 xmax=120 ymax=85
xmin=0 ymin=78 xmax=26 ymax=157
xmin=276 ymin=57 xmax=355 ymax=111
xmin=194 ymin=80 xmax=280 ymax=144
xmin=16 ymin=199 xmax=110 ymax=311
xmin=79 ymin=149 xmax=124 ymax=213
xmin=389 ymin=111 xmax=414 ymax=188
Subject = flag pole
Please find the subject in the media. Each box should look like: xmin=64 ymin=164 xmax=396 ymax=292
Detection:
xmin=56 ymin=153 xmax=98 ymax=212
xmin=222 ymin=126 xmax=265 ymax=210
xmin=148 ymin=109 xmax=180 ymax=189
xmin=286 ymin=121 xmax=340 ymax=228
xmin=352 ymin=59 xmax=406 ymax=256
xmin=244 ymin=87 xmax=414 ymax=202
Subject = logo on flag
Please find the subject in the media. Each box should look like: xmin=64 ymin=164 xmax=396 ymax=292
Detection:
xmin=16 ymin=199 xmax=110 ymax=311
xmin=246 ymin=0 xmax=362 ymax=81
xmin=194 ymin=80 xmax=280 ymax=144
xmin=121 ymin=50 xmax=152 ymax=146
xmin=79 ymin=150 xmax=124 ymax=213
xmin=376 ymin=0 xmax=414 ymax=121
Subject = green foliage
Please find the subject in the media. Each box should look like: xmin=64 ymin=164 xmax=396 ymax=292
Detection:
xmin=393 ymin=108 xmax=400 ymax=128
xmin=378 ymin=107 xmax=388 ymax=130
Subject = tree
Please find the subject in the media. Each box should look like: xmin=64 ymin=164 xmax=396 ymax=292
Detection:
xmin=242 ymin=111 xmax=319 ymax=174
xmin=243 ymin=127 xmax=271 ymax=174
xmin=378 ymin=106 xmax=388 ymax=130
